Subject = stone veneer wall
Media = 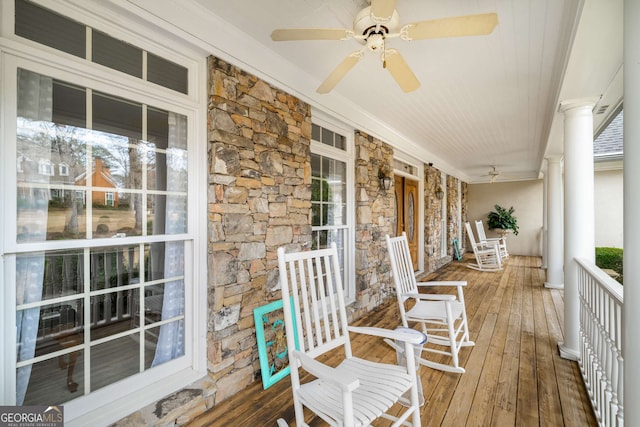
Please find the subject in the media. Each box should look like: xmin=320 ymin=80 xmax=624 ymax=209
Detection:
xmin=446 ymin=175 xmax=460 ymax=258
xmin=207 ymin=56 xmax=313 ymax=403
xmin=424 ymin=164 xmax=445 ymax=272
xmin=460 ymin=182 xmax=468 ymax=253
xmin=353 ymin=131 xmax=395 ymax=317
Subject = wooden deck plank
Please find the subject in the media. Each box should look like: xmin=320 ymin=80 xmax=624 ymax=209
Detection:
xmin=440 ymin=256 xmax=512 ymax=426
xmin=532 ymin=262 xmax=565 ymax=427
xmin=516 ymin=256 xmax=540 ymax=426
xmin=188 ymin=255 xmax=598 ymax=427
xmin=489 ymin=256 xmax=524 ymax=426
xmin=465 ymin=256 xmax=516 ymax=426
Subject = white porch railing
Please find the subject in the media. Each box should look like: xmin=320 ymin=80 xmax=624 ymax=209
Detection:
xmin=577 ymin=258 xmax=624 ymax=427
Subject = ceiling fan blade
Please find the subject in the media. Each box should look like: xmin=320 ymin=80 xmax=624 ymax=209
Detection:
xmin=370 ymin=0 xmax=398 ymax=22
xmin=402 ymin=13 xmax=498 ymax=40
xmin=317 ymin=51 xmax=364 ymax=94
xmin=271 ymin=28 xmax=353 ymax=41
xmin=384 ymin=48 xmax=420 ymax=93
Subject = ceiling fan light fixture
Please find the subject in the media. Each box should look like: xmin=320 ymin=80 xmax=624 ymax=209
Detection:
xmin=366 ymin=32 xmax=385 ymax=51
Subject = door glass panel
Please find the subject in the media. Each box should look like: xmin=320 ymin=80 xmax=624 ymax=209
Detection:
xmin=408 ymin=192 xmax=415 ymax=240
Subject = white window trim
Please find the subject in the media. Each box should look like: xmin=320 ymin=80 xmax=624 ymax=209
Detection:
xmin=59 ymin=162 xmax=70 ymax=176
xmin=0 ymin=6 xmax=208 ymax=425
xmin=310 ymin=110 xmax=355 ymax=304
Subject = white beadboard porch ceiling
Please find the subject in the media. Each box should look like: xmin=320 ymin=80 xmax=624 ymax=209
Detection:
xmin=128 ymin=0 xmax=623 ymax=183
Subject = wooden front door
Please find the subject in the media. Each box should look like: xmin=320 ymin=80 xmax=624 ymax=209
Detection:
xmin=394 ymin=176 xmax=419 ymax=270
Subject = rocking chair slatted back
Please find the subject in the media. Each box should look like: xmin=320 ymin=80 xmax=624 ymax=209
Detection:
xmin=279 ymin=245 xmax=351 ymax=359
xmin=386 ymin=233 xmax=418 ymax=322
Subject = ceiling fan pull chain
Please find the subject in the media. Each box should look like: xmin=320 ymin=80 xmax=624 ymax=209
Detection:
xmin=383 ymin=41 xmax=387 ymax=68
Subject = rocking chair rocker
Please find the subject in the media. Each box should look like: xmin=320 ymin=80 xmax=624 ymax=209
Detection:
xmin=386 ymin=233 xmax=475 ymax=374
xmin=475 ymin=219 xmax=508 ymax=260
xmin=465 ymin=222 xmax=503 ymax=272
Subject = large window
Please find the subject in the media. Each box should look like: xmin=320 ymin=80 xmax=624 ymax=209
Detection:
xmin=1 ymin=1 xmax=203 ymax=423
xmin=310 ymin=121 xmax=354 ymax=300
xmin=13 ymin=68 xmax=188 ymax=406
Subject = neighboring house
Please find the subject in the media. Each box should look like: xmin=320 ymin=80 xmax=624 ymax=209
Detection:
xmin=74 ymin=158 xmax=119 ymax=207
xmin=594 ymin=109 xmax=624 ymax=248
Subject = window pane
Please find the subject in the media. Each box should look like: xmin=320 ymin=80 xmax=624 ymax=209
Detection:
xmin=311 ymin=153 xmax=321 ymax=177
xmin=147 ymin=53 xmax=188 ymax=94
xmin=90 ymin=246 xmax=140 ymax=291
xmin=17 ymin=70 xmax=88 ymax=241
xmin=22 ymin=350 xmax=85 ymax=405
xmin=311 ymin=123 xmax=320 ymax=141
xmin=93 ymin=193 xmax=142 ymax=238
xmin=144 ymin=242 xmax=185 ymax=281
xmin=312 ymin=154 xmax=346 ymax=227
xmin=147 ymin=194 xmax=187 ymax=235
xmin=90 ymin=289 xmax=139 ymax=340
xmin=92 ymin=30 xmax=142 ymax=79
xmin=53 ymin=81 xmax=86 ymax=128
xmin=144 ymin=320 xmax=185 ymax=368
xmin=91 ymin=336 xmax=140 ymax=392
xmin=93 ymin=92 xmax=142 ymax=140
xmin=148 ymin=108 xmax=169 ymax=150
xmin=15 ymin=0 xmax=85 ymax=58
xmin=19 ymin=298 xmax=84 ymax=404
xmin=39 ymin=250 xmax=84 ymax=300
xmin=311 ymin=202 xmax=321 ymax=226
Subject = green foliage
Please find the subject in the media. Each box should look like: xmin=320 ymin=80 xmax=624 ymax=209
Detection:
xmin=487 ymin=204 xmax=519 ymax=235
xmin=596 ymin=247 xmax=623 ymax=284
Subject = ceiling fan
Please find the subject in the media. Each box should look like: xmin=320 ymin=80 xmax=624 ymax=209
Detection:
xmin=482 ymin=166 xmax=508 ymax=183
xmin=482 ymin=166 xmax=519 ymax=184
xmin=270 ymin=0 xmax=498 ymax=94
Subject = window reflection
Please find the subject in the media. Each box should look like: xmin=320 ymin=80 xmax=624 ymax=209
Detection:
xmin=16 ymin=73 xmax=188 ymax=241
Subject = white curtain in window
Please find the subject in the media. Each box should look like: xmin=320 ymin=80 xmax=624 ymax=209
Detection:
xmin=15 ymin=69 xmax=53 ymax=404
xmin=152 ymin=112 xmax=187 ymax=366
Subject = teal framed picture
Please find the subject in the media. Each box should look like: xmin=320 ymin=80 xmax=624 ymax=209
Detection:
xmin=254 ymin=297 xmax=299 ymax=389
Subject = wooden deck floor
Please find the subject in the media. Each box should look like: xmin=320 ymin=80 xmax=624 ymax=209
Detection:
xmin=190 ymin=255 xmax=598 ymax=427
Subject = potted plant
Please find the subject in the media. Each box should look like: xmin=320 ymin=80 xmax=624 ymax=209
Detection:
xmin=487 ymin=204 xmax=519 ymax=235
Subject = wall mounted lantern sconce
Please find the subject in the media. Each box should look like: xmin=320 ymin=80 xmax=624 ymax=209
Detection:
xmin=378 ymin=168 xmax=392 ymax=191
xmin=435 ymin=186 xmax=444 ymax=200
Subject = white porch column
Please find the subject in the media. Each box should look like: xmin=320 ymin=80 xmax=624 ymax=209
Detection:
xmin=542 ymin=170 xmax=548 ymax=269
xmin=544 ymin=157 xmax=563 ymax=288
xmin=624 ymin=0 xmax=639 ymax=422
xmin=559 ymin=100 xmax=596 ymax=361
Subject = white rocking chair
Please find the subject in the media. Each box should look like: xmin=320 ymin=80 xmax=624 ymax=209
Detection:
xmin=464 ymin=222 xmax=502 ymax=272
xmin=276 ymin=243 xmax=423 ymax=427
xmin=475 ymin=219 xmax=508 ymax=260
xmin=386 ymin=233 xmax=475 ymax=374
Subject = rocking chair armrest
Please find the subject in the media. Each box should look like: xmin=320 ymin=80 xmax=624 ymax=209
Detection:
xmin=477 ymin=246 xmax=499 ymax=254
xmin=417 ymin=281 xmax=467 ymax=287
xmin=404 ymin=292 xmax=456 ymax=302
xmin=293 ymin=350 xmax=360 ymax=392
xmin=348 ymin=326 xmax=425 ymax=344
